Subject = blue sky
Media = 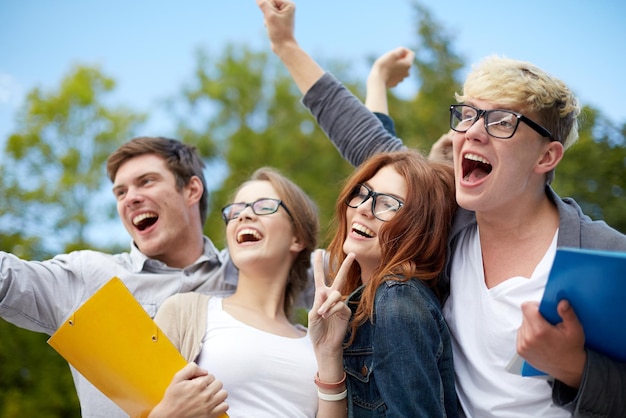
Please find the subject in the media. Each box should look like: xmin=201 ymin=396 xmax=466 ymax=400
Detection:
xmin=1 ymin=0 xmax=625 ymax=247
xmin=1 ymin=0 xmax=625 ymax=140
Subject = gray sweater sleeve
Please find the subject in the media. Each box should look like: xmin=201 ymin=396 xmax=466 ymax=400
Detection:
xmin=553 ymin=349 xmax=626 ymax=417
xmin=301 ymin=72 xmax=406 ymax=167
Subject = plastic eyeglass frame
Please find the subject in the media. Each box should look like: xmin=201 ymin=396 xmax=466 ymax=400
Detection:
xmin=345 ymin=183 xmax=404 ymax=222
xmin=221 ymin=198 xmax=293 ymax=224
xmin=449 ymin=104 xmax=554 ymax=141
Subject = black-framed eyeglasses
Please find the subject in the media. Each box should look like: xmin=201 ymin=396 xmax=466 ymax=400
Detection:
xmin=449 ymin=104 xmax=554 ymax=141
xmin=345 ymin=183 xmax=404 ymax=222
xmin=221 ymin=198 xmax=293 ymax=224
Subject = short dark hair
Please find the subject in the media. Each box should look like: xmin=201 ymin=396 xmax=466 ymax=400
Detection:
xmin=106 ymin=137 xmax=209 ymax=224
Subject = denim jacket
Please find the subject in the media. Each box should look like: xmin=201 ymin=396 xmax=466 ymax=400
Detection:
xmin=343 ymin=277 xmax=458 ymax=417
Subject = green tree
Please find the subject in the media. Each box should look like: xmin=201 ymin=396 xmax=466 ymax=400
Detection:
xmin=0 ymin=65 xmax=145 ymax=416
xmin=2 ymin=65 xmax=146 ymax=256
xmin=552 ymin=106 xmax=626 ymax=233
xmin=171 ymin=46 xmax=355 ymax=248
xmin=386 ymin=1 xmax=465 ymax=154
xmin=0 ymin=323 xmax=79 ymax=418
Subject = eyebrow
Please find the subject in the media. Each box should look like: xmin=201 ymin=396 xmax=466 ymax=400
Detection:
xmin=112 ymin=172 xmax=162 ymax=192
xmin=363 ymin=182 xmax=405 ymax=201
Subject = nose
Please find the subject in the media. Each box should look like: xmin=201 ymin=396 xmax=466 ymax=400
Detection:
xmin=464 ymin=115 xmax=490 ymax=143
xmin=123 ymin=187 xmax=144 ymax=207
xmin=355 ymin=195 xmax=375 ymax=218
xmin=237 ymin=204 xmax=256 ymax=221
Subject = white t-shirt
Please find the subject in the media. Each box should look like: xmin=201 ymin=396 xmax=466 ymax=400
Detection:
xmin=195 ymin=297 xmax=318 ymax=418
xmin=443 ymin=226 xmax=571 ymax=417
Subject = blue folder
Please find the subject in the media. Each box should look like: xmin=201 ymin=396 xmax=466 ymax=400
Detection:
xmin=519 ymin=247 xmax=626 ymax=377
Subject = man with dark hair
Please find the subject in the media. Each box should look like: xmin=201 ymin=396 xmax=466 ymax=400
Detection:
xmin=0 ymin=136 xmax=238 ymax=417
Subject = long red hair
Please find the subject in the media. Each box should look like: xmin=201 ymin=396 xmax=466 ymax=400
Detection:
xmin=325 ymin=150 xmax=456 ymax=342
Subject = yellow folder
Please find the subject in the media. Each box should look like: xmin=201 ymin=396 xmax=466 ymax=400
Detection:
xmin=48 ymin=277 xmax=188 ymax=417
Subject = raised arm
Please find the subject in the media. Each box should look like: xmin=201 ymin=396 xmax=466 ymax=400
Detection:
xmin=365 ymin=47 xmax=415 ymax=115
xmin=256 ymin=0 xmax=406 ymax=167
xmin=256 ymin=0 xmax=324 ymax=94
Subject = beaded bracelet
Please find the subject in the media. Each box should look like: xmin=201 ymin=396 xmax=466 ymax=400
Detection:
xmin=317 ymin=388 xmax=348 ymax=402
xmin=314 ymin=371 xmax=346 ymax=390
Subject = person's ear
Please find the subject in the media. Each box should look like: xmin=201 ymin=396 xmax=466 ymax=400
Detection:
xmin=290 ymin=236 xmax=306 ymax=254
xmin=535 ymin=141 xmax=563 ymax=175
xmin=185 ymin=176 xmax=204 ymax=206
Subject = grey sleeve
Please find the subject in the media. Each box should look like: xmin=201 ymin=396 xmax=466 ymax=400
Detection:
xmin=301 ymin=72 xmax=406 ymax=167
xmin=552 ymin=349 xmax=626 ymax=417
xmin=0 ymin=251 xmax=86 ymax=334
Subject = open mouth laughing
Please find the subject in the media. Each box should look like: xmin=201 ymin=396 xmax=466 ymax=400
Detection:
xmin=237 ymin=228 xmax=263 ymax=243
xmin=462 ymin=153 xmax=492 ymax=183
xmin=352 ymin=222 xmax=375 ymax=238
xmin=133 ymin=212 xmax=158 ymax=231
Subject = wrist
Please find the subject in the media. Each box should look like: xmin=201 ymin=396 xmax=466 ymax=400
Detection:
xmin=272 ymin=39 xmax=300 ymax=59
xmin=314 ymin=371 xmax=346 ymax=390
xmin=317 ymin=388 xmax=347 ymax=402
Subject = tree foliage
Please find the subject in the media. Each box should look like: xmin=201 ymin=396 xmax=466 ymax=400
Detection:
xmin=0 ymin=65 xmax=145 ymax=416
xmin=387 ymin=1 xmax=464 ymax=154
xmin=1 ymin=65 xmax=146 ymax=257
xmin=0 ymin=322 xmax=79 ymax=418
xmin=171 ymin=46 xmax=355 ymax=247
xmin=552 ymin=106 xmax=626 ymax=233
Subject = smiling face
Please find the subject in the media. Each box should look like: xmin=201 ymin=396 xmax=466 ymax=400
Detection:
xmin=343 ymin=165 xmax=407 ymax=282
xmin=113 ymin=153 xmax=204 ymax=268
xmin=225 ymin=180 xmax=302 ymax=276
xmin=452 ymin=98 xmax=561 ymax=216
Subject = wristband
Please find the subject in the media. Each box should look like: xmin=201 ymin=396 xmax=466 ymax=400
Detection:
xmin=317 ymin=388 xmax=347 ymax=401
xmin=314 ymin=371 xmax=346 ymax=390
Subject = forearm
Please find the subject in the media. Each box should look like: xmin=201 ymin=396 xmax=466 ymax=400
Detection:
xmin=272 ymin=41 xmax=325 ymax=95
xmin=302 ymin=73 xmax=406 ymax=167
xmin=315 ymin=353 xmax=347 ymax=418
xmin=365 ymin=67 xmax=389 ymax=115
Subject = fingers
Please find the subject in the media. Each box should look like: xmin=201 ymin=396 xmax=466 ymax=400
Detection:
xmin=316 ymin=288 xmax=343 ymax=318
xmin=556 ymin=300 xmax=578 ymax=325
xmin=318 ymin=291 xmax=349 ymax=318
xmin=428 ymin=130 xmax=454 ymax=162
xmin=315 ymin=253 xmax=354 ymax=316
xmin=313 ymin=249 xmax=326 ymax=289
xmin=331 ymin=252 xmax=356 ymax=291
xmin=393 ymin=46 xmax=415 ymax=63
xmin=172 ymin=362 xmax=208 ymax=384
xmin=520 ymin=300 xmax=539 ymax=316
xmin=204 ymin=378 xmax=227 ymax=403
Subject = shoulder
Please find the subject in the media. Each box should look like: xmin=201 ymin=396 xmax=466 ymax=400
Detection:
xmin=162 ymin=292 xmax=211 ymax=310
xmin=376 ymin=277 xmax=441 ymax=314
xmin=157 ymin=293 xmax=212 ymax=324
xmin=551 ymin=188 xmax=626 ymax=250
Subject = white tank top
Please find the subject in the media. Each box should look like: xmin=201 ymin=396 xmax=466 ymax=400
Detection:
xmin=195 ymin=297 xmax=318 ymax=417
xmin=443 ymin=226 xmax=570 ymax=417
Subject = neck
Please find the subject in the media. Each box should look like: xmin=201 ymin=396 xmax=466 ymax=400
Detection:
xmin=476 ymin=191 xmax=557 ymax=240
xmin=230 ymin=269 xmax=290 ymax=318
xmin=159 ymin=234 xmax=205 ymax=269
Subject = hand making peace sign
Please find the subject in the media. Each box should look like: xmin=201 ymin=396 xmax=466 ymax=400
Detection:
xmin=308 ymin=249 xmax=355 ymax=355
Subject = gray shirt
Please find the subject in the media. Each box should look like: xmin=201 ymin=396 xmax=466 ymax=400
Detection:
xmin=0 ymin=237 xmax=238 ymax=417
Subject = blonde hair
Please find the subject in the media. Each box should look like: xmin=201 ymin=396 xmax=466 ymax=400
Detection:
xmin=456 ymin=55 xmax=581 ymax=150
